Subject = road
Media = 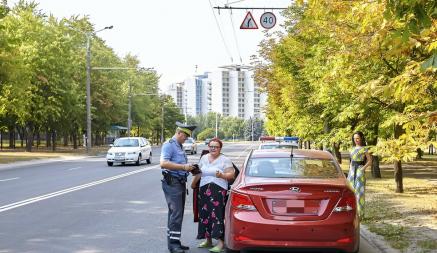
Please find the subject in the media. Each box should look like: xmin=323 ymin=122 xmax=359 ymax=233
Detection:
xmin=0 ymin=142 xmax=380 ymax=253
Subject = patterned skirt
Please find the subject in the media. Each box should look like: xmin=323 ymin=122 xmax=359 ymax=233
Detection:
xmin=347 ymin=162 xmax=366 ymax=218
xmin=196 ymin=183 xmax=227 ymax=240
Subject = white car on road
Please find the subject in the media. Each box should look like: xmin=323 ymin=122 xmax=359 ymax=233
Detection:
xmin=106 ymin=137 xmax=152 ymax=166
xmin=183 ymin=137 xmax=197 ymax=155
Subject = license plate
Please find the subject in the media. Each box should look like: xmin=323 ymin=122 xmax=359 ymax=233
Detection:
xmin=272 ymin=200 xmax=319 ymax=214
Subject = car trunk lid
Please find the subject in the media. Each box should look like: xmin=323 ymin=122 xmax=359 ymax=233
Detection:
xmin=241 ymin=177 xmax=346 ymax=221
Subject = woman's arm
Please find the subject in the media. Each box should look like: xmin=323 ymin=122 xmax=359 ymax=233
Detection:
xmin=363 ymin=151 xmax=373 ymax=170
xmin=191 ymin=174 xmax=201 ymax=189
xmin=216 ymin=166 xmax=235 ymax=181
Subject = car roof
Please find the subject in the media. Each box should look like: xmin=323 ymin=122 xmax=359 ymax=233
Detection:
xmin=251 ymin=149 xmax=333 ymax=159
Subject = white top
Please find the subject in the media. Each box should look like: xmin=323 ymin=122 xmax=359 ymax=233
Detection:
xmin=199 ymin=154 xmax=233 ymax=190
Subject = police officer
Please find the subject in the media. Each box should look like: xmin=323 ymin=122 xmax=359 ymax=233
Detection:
xmin=160 ymin=121 xmax=196 ymax=253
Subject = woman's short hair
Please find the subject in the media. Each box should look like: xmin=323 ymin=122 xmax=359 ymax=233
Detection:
xmin=209 ymin=137 xmax=223 ymax=148
xmin=352 ymin=131 xmax=367 ymax=146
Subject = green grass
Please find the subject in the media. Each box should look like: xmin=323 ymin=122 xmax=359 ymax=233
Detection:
xmin=417 ymin=240 xmax=437 ymax=253
xmin=367 ymin=223 xmax=410 ymax=251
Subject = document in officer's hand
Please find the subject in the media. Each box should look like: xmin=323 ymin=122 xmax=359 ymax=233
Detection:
xmin=190 ymin=164 xmax=201 ymax=175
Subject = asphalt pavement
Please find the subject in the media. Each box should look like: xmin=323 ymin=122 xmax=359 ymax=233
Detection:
xmin=0 ymin=143 xmax=393 ymax=253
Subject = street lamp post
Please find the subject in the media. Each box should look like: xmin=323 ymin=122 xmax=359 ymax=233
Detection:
xmin=84 ymin=25 xmax=113 ymax=153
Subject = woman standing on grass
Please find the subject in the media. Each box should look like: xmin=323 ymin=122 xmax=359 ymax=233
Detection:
xmin=347 ymin=131 xmax=372 ymax=218
xmin=191 ymin=137 xmax=235 ymax=253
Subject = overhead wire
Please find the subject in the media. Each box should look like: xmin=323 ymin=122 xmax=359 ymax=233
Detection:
xmin=228 ymin=0 xmax=243 ymax=64
xmin=208 ymin=0 xmax=234 ymax=63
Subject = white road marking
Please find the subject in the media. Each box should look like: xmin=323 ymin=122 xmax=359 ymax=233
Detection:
xmin=0 ymin=177 xmax=19 ymax=182
xmin=67 ymin=167 xmax=82 ymax=171
xmin=0 ymin=165 xmax=160 ymax=213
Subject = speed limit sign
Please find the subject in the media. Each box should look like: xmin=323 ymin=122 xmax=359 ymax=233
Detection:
xmin=260 ymin=12 xmax=276 ymax=29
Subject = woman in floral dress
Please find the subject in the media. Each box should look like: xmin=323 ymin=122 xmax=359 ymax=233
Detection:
xmin=192 ymin=138 xmax=235 ymax=253
xmin=347 ymin=131 xmax=372 ymax=219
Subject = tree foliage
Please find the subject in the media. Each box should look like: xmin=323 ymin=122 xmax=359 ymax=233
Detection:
xmin=255 ymin=0 xmax=437 ymax=192
xmin=0 ymin=1 xmax=175 ymax=149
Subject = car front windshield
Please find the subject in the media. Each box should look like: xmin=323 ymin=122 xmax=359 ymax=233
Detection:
xmin=114 ymin=138 xmax=139 ymax=147
xmin=185 ymin=139 xmax=193 ymax=144
xmin=246 ymin=157 xmax=340 ymax=178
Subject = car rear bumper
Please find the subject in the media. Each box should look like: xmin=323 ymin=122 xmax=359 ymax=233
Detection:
xmin=225 ymin=209 xmax=359 ymax=252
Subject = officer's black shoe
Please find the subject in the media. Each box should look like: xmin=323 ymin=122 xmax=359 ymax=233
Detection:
xmin=169 ymin=247 xmax=185 ymax=253
xmin=179 ymin=244 xmax=189 ymax=250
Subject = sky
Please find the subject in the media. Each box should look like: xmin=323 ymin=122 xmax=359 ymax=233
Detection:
xmin=8 ymin=0 xmax=291 ymax=91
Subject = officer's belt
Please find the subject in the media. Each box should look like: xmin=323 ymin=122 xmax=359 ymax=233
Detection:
xmin=162 ymin=171 xmax=187 ymax=185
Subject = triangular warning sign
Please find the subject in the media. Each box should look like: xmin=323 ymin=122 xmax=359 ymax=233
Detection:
xmin=240 ymin=11 xmax=258 ymax=29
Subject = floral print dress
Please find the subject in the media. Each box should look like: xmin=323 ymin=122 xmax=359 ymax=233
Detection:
xmin=196 ymin=154 xmax=232 ymax=240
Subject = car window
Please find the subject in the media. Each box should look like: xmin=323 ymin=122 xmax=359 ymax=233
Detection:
xmin=260 ymin=144 xmax=278 ymax=149
xmin=114 ymin=138 xmax=139 ymax=147
xmin=260 ymin=143 xmax=296 ymax=149
xmin=246 ymin=157 xmax=340 ymax=178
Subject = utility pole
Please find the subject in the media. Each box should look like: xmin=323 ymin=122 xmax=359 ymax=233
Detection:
xmin=161 ymin=106 xmax=164 ymax=144
xmin=85 ymin=34 xmax=91 ymax=152
xmin=81 ymin=25 xmax=113 ymax=153
xmin=215 ymin=113 xmax=218 ymax=138
xmin=251 ymin=117 xmax=254 ymax=142
xmin=127 ymin=81 xmax=132 ymax=137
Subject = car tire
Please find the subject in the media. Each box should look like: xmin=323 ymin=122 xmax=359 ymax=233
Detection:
xmin=146 ymin=153 xmax=152 ymax=164
xmin=107 ymin=161 xmax=113 ymax=166
xmin=135 ymin=155 xmax=141 ymax=166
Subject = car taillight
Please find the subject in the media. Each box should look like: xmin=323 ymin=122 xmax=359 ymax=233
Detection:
xmin=334 ymin=190 xmax=356 ymax=212
xmin=230 ymin=191 xmax=256 ymax=211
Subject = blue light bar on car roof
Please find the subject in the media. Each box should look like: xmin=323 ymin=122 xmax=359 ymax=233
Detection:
xmin=284 ymin=136 xmax=299 ymax=142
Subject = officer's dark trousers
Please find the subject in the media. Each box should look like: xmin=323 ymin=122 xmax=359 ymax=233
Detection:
xmin=162 ymin=179 xmax=186 ymax=250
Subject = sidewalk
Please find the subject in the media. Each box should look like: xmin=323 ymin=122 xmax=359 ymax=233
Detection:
xmin=0 ymin=155 xmax=88 ymax=171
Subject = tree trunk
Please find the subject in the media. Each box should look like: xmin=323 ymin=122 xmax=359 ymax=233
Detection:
xmin=393 ymin=124 xmax=405 ymax=193
xmin=46 ymin=129 xmax=51 ymax=148
xmin=332 ymin=142 xmax=342 ymax=164
xmin=73 ymin=130 xmax=78 ymax=149
xmin=18 ymin=127 xmax=24 ymax=148
xmin=36 ymin=132 xmax=40 ymax=148
xmin=25 ymin=123 xmax=34 ymax=152
xmin=394 ymin=160 xmax=403 ymax=193
xmin=371 ymin=155 xmax=381 ymax=178
xmin=63 ymin=133 xmax=68 ymax=146
xmin=51 ymin=130 xmax=56 ymax=151
xmin=0 ymin=131 xmax=2 ymax=150
xmin=9 ymin=127 xmax=15 ymax=149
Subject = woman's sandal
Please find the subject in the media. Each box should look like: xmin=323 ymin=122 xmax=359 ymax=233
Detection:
xmin=209 ymin=245 xmax=224 ymax=253
xmin=198 ymin=241 xmax=213 ymax=248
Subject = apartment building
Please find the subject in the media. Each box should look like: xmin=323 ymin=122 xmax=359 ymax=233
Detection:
xmin=166 ymin=65 xmax=266 ymax=119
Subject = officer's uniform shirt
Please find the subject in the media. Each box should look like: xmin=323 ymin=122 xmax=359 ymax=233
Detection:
xmin=160 ymin=136 xmax=188 ymax=178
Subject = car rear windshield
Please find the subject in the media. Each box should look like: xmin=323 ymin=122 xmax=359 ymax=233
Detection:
xmin=246 ymin=157 xmax=340 ymax=178
xmin=114 ymin=139 xmax=139 ymax=147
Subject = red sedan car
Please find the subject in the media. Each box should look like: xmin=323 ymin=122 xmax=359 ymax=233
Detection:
xmin=225 ymin=149 xmax=359 ymax=253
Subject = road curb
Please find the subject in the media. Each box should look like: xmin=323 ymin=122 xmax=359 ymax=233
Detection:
xmin=361 ymin=224 xmax=401 ymax=253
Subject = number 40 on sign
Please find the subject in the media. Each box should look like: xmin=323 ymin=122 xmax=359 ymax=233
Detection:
xmin=260 ymin=12 xmax=276 ymax=29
